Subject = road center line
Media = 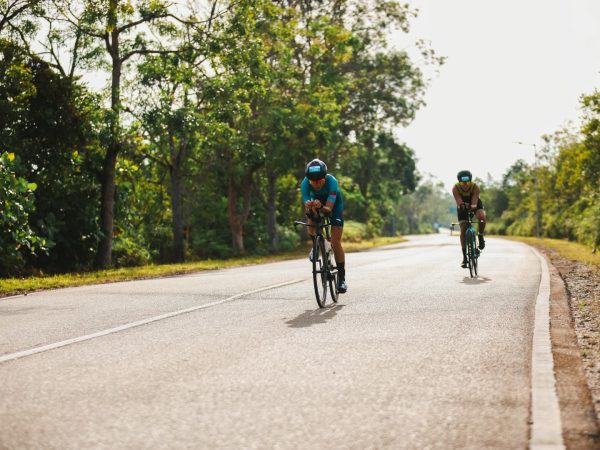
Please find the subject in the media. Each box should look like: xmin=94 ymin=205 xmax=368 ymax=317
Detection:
xmin=528 ymin=246 xmax=565 ymax=450
xmin=0 ymin=278 xmax=304 ymax=364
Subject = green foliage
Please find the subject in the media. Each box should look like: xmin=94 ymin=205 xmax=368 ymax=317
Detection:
xmin=112 ymin=235 xmax=151 ymax=268
xmin=0 ymin=0 xmax=441 ymax=274
xmin=0 ymin=152 xmax=48 ymax=275
xmin=0 ymin=39 xmax=102 ymax=273
xmin=276 ymin=224 xmax=300 ymax=252
xmin=394 ymin=178 xmax=454 ymax=235
xmin=343 ymin=220 xmax=368 ymax=242
xmin=482 ymin=109 xmax=599 ymax=250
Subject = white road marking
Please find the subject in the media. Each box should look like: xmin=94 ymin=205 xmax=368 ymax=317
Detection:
xmin=528 ymin=246 xmax=565 ymax=450
xmin=0 ymin=279 xmax=304 ymax=364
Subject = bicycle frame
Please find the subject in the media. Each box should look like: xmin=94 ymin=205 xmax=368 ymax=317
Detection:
xmin=451 ymin=209 xmax=481 ymax=278
xmin=294 ymin=211 xmax=339 ymax=307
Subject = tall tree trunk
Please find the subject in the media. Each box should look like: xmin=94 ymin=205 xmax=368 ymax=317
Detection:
xmin=227 ymin=171 xmax=253 ymax=255
xmin=266 ymin=173 xmax=278 ymax=253
xmin=94 ymin=144 xmax=118 ymax=268
xmin=169 ymin=135 xmax=187 ymax=262
xmin=95 ymin=33 xmax=121 ymax=268
xmin=228 ymin=179 xmax=244 ymax=255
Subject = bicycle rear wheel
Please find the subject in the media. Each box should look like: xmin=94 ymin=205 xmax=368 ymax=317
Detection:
xmin=312 ymin=236 xmax=329 ymax=308
xmin=327 ymin=250 xmax=339 ymax=303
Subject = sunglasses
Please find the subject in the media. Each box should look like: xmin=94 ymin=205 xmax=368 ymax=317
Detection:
xmin=460 ymin=176 xmax=471 ymax=182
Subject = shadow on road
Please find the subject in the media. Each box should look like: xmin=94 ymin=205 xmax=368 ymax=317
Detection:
xmin=285 ymin=304 xmax=345 ymax=328
xmin=461 ymin=276 xmax=492 ymax=285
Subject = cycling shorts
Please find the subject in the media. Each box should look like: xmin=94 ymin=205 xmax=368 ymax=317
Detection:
xmin=457 ymin=198 xmax=484 ymax=222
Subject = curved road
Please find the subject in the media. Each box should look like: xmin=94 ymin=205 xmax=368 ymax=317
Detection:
xmin=0 ymin=234 xmax=554 ymax=449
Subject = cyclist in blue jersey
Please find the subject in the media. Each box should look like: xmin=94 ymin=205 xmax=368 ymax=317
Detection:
xmin=301 ymin=158 xmax=347 ymax=293
xmin=452 ymin=170 xmax=486 ymax=268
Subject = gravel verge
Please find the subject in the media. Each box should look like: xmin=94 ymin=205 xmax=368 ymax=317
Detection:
xmin=539 ymin=247 xmax=600 ymax=423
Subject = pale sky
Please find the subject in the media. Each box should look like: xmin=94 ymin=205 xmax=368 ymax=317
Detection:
xmin=393 ymin=0 xmax=600 ymax=189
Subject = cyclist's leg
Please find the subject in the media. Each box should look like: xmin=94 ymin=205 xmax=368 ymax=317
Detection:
xmin=457 ymin=205 xmax=469 ymax=266
xmin=330 ymin=225 xmax=344 ymax=260
xmin=306 ymin=216 xmax=317 ymax=260
xmin=476 ymin=199 xmax=486 ymax=249
xmin=476 ymin=199 xmax=486 ymax=233
xmin=330 ymin=205 xmax=347 ymax=293
xmin=459 ymin=222 xmax=468 ymax=266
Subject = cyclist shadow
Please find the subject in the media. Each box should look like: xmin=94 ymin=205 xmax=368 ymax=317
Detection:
xmin=461 ymin=276 xmax=492 ymax=285
xmin=285 ymin=304 xmax=345 ymax=328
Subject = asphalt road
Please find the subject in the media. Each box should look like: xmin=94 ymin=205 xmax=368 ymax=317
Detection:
xmin=0 ymin=234 xmax=544 ymax=449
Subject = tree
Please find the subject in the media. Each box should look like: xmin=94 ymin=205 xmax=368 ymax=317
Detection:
xmin=0 ymin=152 xmax=48 ymax=275
xmin=0 ymin=38 xmax=102 ymax=273
xmin=39 ymin=0 xmax=204 ymax=268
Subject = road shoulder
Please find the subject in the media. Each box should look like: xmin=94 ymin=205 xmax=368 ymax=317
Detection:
xmin=546 ymin=252 xmax=600 ymax=449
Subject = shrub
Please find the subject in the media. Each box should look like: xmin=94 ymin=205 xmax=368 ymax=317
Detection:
xmin=277 ymin=224 xmax=301 ymax=252
xmin=343 ymin=220 xmax=368 ymax=242
xmin=112 ymin=236 xmax=151 ymax=267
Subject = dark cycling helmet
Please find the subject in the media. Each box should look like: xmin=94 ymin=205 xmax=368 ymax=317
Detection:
xmin=457 ymin=170 xmax=472 ymax=182
xmin=305 ymin=158 xmax=328 ymax=181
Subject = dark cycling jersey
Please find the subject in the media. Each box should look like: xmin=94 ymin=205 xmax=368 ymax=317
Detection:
xmin=301 ymin=174 xmax=344 ymax=227
xmin=454 ymin=181 xmax=479 ymax=204
xmin=455 ymin=181 xmax=484 ymax=222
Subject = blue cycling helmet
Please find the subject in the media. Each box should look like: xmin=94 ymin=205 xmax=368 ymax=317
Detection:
xmin=457 ymin=170 xmax=472 ymax=182
xmin=306 ymin=158 xmax=327 ymax=181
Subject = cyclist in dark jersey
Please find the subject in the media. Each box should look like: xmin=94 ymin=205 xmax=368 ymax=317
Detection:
xmin=452 ymin=170 xmax=486 ymax=268
xmin=301 ymin=158 xmax=347 ymax=293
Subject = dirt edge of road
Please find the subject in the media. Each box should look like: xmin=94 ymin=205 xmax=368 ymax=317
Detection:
xmin=543 ymin=251 xmax=600 ymax=449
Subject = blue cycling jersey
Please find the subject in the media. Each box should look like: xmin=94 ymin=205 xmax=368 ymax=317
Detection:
xmin=300 ymin=174 xmax=344 ymax=227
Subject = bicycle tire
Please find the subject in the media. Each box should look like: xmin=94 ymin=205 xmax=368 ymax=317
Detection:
xmin=327 ymin=249 xmax=339 ymax=303
xmin=472 ymin=240 xmax=479 ymax=276
xmin=466 ymin=228 xmax=476 ymax=278
xmin=312 ymin=236 xmax=328 ymax=308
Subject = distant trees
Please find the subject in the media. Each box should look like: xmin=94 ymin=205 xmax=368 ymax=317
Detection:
xmin=480 ymin=93 xmax=600 ymax=250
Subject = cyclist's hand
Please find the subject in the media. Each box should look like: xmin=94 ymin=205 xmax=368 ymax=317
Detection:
xmin=306 ymin=210 xmax=317 ymax=220
xmin=312 ymin=199 xmax=322 ymax=209
xmin=459 ymin=202 xmax=467 ymax=211
xmin=470 ymin=204 xmax=477 ymax=210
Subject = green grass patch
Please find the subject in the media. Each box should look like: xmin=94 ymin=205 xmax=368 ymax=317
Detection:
xmin=0 ymin=235 xmax=406 ymax=298
xmin=502 ymin=236 xmax=600 ymax=270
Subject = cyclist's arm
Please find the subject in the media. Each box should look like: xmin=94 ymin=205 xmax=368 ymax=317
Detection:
xmin=301 ymin=178 xmax=316 ymax=211
xmin=451 ymin=185 xmax=463 ymax=206
xmin=470 ymin=185 xmax=480 ymax=209
xmin=322 ymin=178 xmax=339 ymax=215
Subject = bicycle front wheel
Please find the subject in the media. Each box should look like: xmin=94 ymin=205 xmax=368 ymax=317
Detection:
xmin=472 ymin=243 xmax=479 ymax=276
xmin=466 ymin=228 xmax=476 ymax=278
xmin=312 ymin=236 xmax=329 ymax=308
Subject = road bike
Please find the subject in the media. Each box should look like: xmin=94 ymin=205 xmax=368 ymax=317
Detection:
xmin=295 ymin=211 xmax=339 ymax=308
xmin=451 ymin=209 xmax=481 ymax=278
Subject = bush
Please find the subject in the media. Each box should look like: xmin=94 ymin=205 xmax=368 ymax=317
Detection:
xmin=112 ymin=236 xmax=151 ymax=268
xmin=343 ymin=220 xmax=368 ymax=242
xmin=0 ymin=152 xmax=50 ymax=276
xmin=277 ymin=224 xmax=300 ymax=252
xmin=190 ymin=228 xmax=233 ymax=259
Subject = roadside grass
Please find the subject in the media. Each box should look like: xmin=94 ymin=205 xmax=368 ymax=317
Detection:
xmin=502 ymin=236 xmax=600 ymax=270
xmin=0 ymin=235 xmax=406 ymax=298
